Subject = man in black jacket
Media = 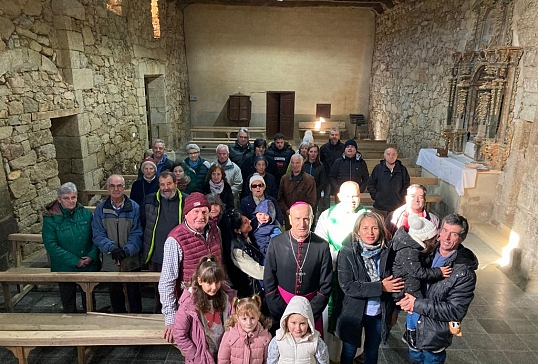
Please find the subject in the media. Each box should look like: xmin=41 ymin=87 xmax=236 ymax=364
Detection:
xmin=329 ymin=139 xmax=369 ymax=195
xmin=265 ymin=133 xmax=294 ymax=189
xmin=320 ymin=127 xmax=345 ymax=210
xmin=397 ymin=214 xmax=478 ymax=364
xmin=229 ymin=127 xmax=254 ymax=168
xmin=367 ymin=147 xmax=410 ymax=218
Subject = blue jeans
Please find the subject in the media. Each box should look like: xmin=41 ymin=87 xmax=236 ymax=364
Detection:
xmin=408 ymin=349 xmax=446 ymax=364
xmin=407 ymin=312 xmax=419 ymax=330
xmin=341 ymin=314 xmax=382 ymax=364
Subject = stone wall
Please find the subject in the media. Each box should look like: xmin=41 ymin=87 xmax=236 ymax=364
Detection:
xmin=372 ymin=0 xmax=538 ymax=278
xmin=0 ymin=0 xmax=189 ymax=266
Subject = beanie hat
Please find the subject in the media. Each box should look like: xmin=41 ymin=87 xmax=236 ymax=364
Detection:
xmin=249 ymin=173 xmax=266 ymax=190
xmin=183 ymin=192 xmax=210 ymax=216
xmin=140 ymin=157 xmax=157 ymax=172
xmin=253 ymin=154 xmax=268 ymax=167
xmin=408 ymin=214 xmax=438 ymax=247
xmin=344 ymin=139 xmax=358 ymax=149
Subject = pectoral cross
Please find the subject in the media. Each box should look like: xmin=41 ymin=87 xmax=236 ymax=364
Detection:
xmin=297 ymin=269 xmax=306 ymax=284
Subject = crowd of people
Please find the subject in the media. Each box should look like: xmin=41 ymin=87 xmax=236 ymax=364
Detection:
xmin=41 ymin=130 xmax=478 ymax=364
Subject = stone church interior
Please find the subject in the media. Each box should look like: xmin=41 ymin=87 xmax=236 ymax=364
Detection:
xmin=0 ymin=0 xmax=538 ymax=361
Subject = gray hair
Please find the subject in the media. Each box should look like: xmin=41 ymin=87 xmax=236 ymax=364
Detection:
xmin=107 ymin=174 xmax=125 ymax=186
xmin=330 ymin=127 xmax=340 ymax=133
xmin=290 ymin=154 xmax=304 ymax=163
xmin=153 ymin=139 xmax=165 ymax=147
xmin=238 ymin=127 xmax=249 ymax=136
xmin=186 ymin=143 xmax=200 ymax=152
xmin=216 ymin=144 xmax=229 ymax=153
xmin=57 ymin=182 xmax=77 ymax=197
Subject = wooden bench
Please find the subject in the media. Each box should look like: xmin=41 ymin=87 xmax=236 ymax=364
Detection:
xmin=0 ymin=268 xmax=161 ymax=313
xmin=190 ymin=126 xmax=266 ymax=143
xmin=8 ymin=233 xmax=43 ymax=268
xmin=0 ymin=313 xmax=170 ymax=364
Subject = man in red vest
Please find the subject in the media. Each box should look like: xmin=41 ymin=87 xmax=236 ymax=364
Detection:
xmin=158 ymin=192 xmax=222 ymax=342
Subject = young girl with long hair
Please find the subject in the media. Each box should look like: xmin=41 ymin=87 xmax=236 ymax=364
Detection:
xmin=218 ymin=295 xmax=272 ymax=364
xmin=173 ymin=255 xmax=236 ymax=364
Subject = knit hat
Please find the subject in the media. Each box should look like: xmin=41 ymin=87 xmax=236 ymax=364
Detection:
xmin=140 ymin=157 xmax=157 ymax=171
xmin=249 ymin=173 xmax=266 ymax=190
xmin=408 ymin=214 xmax=438 ymax=247
xmin=344 ymin=139 xmax=358 ymax=149
xmin=253 ymin=154 xmax=268 ymax=167
xmin=183 ymin=192 xmax=210 ymax=216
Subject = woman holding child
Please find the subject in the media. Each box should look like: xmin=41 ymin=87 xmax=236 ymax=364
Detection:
xmin=336 ymin=212 xmax=405 ymax=364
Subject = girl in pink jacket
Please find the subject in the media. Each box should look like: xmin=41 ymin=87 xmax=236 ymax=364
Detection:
xmin=218 ymin=295 xmax=272 ymax=364
xmin=173 ymin=255 xmax=236 ymax=364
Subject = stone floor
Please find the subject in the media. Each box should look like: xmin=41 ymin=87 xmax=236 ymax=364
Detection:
xmin=1 ymin=233 xmax=538 ymax=363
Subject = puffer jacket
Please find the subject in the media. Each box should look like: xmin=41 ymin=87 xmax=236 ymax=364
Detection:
xmin=367 ymin=159 xmax=410 ymax=211
xmin=218 ymin=320 xmax=271 ymax=364
xmin=173 ymin=286 xmax=236 ymax=364
xmin=391 ymin=227 xmax=443 ymax=301
xmin=320 ymin=140 xmax=345 ymax=176
xmin=42 ymin=201 xmax=100 ymax=272
xmin=91 ymin=196 xmax=143 ymax=272
xmin=414 ymin=244 xmax=478 ymax=352
xmin=329 ymin=152 xmax=369 ymax=193
xmin=239 ymin=194 xmax=284 ymax=225
xmin=335 ymin=239 xmax=396 ymax=347
xmin=265 ymin=142 xmax=295 ymax=185
xmin=251 ymin=199 xmax=281 ymax=258
xmin=229 ymin=140 xmax=255 ymax=168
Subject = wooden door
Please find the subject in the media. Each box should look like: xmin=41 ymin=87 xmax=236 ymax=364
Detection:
xmin=279 ymin=92 xmax=295 ymax=139
xmin=266 ymin=92 xmax=280 ymax=139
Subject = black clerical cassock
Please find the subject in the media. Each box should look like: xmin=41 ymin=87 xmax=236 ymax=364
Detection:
xmin=264 ymin=230 xmax=333 ymax=330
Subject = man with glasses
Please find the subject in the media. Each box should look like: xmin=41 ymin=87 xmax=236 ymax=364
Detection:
xmin=183 ymin=143 xmax=211 ymax=190
xmin=386 ymin=184 xmax=440 ymax=236
xmin=92 ymin=174 xmax=143 ymax=313
xmin=229 ymin=127 xmax=254 ymax=168
xmin=397 ymin=214 xmax=478 ymax=364
xmin=138 ymin=139 xmax=174 ymax=179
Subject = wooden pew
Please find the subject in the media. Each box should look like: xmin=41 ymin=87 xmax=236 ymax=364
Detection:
xmin=0 ymin=268 xmax=161 ymax=313
xmin=8 ymin=233 xmax=43 ymax=268
xmin=0 ymin=313 xmax=170 ymax=364
xmin=190 ymin=126 xmax=266 ymax=143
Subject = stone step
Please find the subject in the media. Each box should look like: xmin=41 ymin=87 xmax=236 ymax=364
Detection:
xmin=471 ymin=222 xmax=511 ymax=258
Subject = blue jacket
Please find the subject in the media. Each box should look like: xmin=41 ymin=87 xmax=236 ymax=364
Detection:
xmin=239 ymin=194 xmax=284 ymax=226
xmin=91 ymin=196 xmax=143 ymax=272
xmin=251 ymin=199 xmax=282 ymax=259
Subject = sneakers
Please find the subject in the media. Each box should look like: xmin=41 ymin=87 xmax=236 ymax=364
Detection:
xmin=402 ymin=329 xmax=419 ymax=351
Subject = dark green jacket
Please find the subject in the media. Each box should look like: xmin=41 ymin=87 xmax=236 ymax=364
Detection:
xmin=42 ymin=201 xmax=100 ymax=272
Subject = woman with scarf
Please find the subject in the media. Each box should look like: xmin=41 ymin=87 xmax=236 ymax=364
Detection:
xmin=184 ymin=143 xmax=211 ymax=190
xmin=202 ymin=163 xmax=234 ymax=211
xmin=172 ymin=161 xmax=197 ymax=195
xmin=335 ymin=212 xmax=404 ymax=364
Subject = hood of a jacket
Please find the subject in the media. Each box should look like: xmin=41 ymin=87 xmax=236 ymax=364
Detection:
xmin=453 ymin=244 xmax=479 ymax=271
xmin=392 ymin=226 xmax=426 ymax=251
xmin=277 ymin=296 xmax=316 ymax=340
xmin=341 ymin=151 xmax=363 ymax=161
xmin=43 ymin=200 xmax=82 ymax=217
xmin=269 ymin=142 xmax=292 ymax=154
xmin=253 ymin=199 xmax=276 ymax=224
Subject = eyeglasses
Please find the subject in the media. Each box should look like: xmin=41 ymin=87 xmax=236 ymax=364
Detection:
xmin=61 ymin=196 xmax=77 ymax=201
xmin=251 ymin=184 xmax=264 ymax=189
xmin=108 ymin=184 xmax=125 ymax=189
xmin=188 ymin=151 xmax=199 ymax=156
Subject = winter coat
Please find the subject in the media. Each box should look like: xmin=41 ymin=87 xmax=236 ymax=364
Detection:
xmin=335 ymin=239 xmax=396 ymax=347
xmin=42 ymin=201 xmax=100 ymax=273
xmin=414 ymin=244 xmax=478 ymax=352
xmin=140 ymin=190 xmax=185 ymax=264
xmin=367 ymin=159 xmax=410 ymax=212
xmin=241 ymin=154 xmax=278 ymax=184
xmin=229 ymin=140 xmax=255 ymax=168
xmin=241 ymin=172 xmax=278 ymax=200
xmin=277 ymin=171 xmax=317 ymax=226
xmin=329 ymin=152 xmax=369 ymax=193
xmin=229 ymin=233 xmax=265 ymax=298
xmin=184 ymin=157 xmax=212 ymax=191
xmin=239 ymin=194 xmax=284 ymax=225
xmin=302 ymin=160 xmax=327 ymax=201
xmin=91 ymin=196 xmax=143 ymax=272
xmin=391 ymin=227 xmax=443 ymax=301
xmin=251 ymin=199 xmax=282 ymax=258
xmin=320 ymin=140 xmax=345 ymax=179
xmin=173 ymin=287 xmax=236 ymax=364
xmin=268 ymin=296 xmax=328 ymax=364
xmin=214 ymin=159 xmax=243 ymax=198
xmin=202 ymin=181 xmax=235 ymax=211
xmin=218 ymin=321 xmax=271 ymax=364
xmin=265 ymin=142 xmax=295 ymax=186
xmin=129 ymin=177 xmax=159 ymax=207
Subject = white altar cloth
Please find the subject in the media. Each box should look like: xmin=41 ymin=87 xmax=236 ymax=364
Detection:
xmin=416 ymin=149 xmax=477 ymax=196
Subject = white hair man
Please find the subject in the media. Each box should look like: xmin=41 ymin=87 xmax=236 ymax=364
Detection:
xmin=214 ymin=144 xmax=243 ymax=201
